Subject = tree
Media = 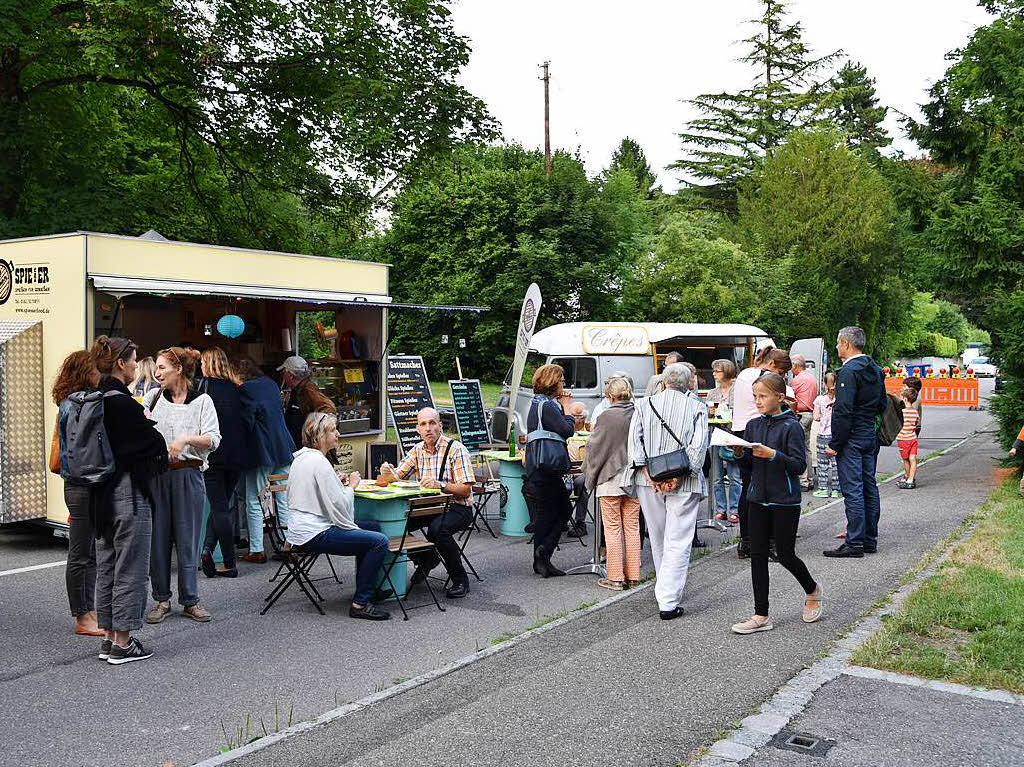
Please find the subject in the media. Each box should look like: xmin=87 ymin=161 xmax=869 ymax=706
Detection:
xmin=672 ymin=0 xmax=841 ymax=206
xmin=621 ymin=210 xmax=756 ymax=324
xmin=828 ymin=61 xmax=892 ymax=152
xmin=908 ymin=0 xmax=1024 ymax=445
xmin=604 ymin=137 xmax=660 ymax=198
xmin=376 ymin=145 xmax=650 ymax=381
xmin=0 ymin=0 xmax=494 ymax=244
xmin=738 ymin=129 xmax=908 ymax=353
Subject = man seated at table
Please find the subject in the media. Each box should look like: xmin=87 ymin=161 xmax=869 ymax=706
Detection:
xmin=377 ymin=407 xmax=475 ymax=599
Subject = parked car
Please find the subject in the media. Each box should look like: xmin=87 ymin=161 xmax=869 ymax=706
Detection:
xmin=971 ymin=357 xmax=998 ymax=378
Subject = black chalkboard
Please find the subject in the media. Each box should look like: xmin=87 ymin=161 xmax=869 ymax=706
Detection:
xmin=449 ymin=379 xmax=489 ymax=451
xmin=367 ymin=442 xmax=400 ymax=479
xmin=385 ymin=355 xmax=435 ymax=453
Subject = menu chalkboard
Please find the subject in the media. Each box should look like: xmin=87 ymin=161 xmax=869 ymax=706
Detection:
xmin=386 ymin=355 xmax=435 ymax=453
xmin=367 ymin=442 xmax=400 ymax=478
xmin=449 ymin=379 xmax=489 ymax=451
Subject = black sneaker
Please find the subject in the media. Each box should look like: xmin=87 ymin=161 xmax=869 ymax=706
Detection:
xmin=98 ymin=639 xmax=112 ymax=661
xmin=864 ymin=545 xmax=878 ymax=554
xmin=823 ymin=543 xmax=864 ymax=558
xmin=446 ymin=579 xmax=470 ymax=599
xmin=349 ymin=603 xmax=391 ymax=621
xmin=659 ymin=606 xmax=685 ymax=621
xmin=106 ymin=637 xmax=153 ymax=665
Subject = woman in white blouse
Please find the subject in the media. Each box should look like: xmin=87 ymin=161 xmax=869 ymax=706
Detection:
xmin=287 ymin=413 xmax=391 ymax=621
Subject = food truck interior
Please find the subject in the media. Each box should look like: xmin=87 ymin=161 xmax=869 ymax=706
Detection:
xmin=99 ymin=292 xmax=386 ymax=434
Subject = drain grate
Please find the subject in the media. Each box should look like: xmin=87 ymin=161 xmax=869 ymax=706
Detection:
xmin=769 ymin=729 xmax=837 ymax=758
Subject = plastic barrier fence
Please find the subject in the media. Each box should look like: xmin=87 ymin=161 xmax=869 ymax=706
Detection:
xmin=884 ymin=377 xmax=979 ymax=407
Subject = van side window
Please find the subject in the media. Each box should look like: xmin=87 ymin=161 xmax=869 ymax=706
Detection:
xmin=551 ymin=357 xmax=598 ymax=390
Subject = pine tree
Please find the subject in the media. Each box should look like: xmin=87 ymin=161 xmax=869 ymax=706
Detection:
xmin=829 ymin=62 xmax=892 ymax=152
xmin=605 ymin=137 xmax=660 ymax=198
xmin=671 ymin=0 xmax=841 ymax=206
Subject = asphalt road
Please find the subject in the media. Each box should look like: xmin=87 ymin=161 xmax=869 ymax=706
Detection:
xmin=0 ymin=382 xmax=997 ymax=767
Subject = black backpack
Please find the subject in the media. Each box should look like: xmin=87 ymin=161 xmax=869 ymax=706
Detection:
xmin=65 ymin=390 xmax=119 ymax=484
xmin=875 ymin=393 xmax=905 ymax=447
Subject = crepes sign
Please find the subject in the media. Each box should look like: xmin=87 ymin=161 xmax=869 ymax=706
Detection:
xmin=582 ymin=324 xmax=650 ymax=355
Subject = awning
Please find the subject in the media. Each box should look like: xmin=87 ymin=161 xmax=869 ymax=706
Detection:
xmin=88 ymin=274 xmax=488 ymax=312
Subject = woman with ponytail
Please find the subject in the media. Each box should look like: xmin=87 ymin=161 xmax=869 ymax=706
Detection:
xmin=143 ymin=347 xmax=221 ymax=624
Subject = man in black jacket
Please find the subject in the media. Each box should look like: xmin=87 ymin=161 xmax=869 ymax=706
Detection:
xmin=824 ymin=326 xmax=886 ymax=558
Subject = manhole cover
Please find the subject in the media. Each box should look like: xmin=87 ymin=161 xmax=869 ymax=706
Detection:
xmin=770 ymin=729 xmax=837 ymax=758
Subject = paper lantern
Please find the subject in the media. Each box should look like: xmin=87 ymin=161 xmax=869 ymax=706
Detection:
xmin=216 ymin=314 xmax=245 ymax=339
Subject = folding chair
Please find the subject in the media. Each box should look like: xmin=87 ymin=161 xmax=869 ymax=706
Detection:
xmin=266 ymin=473 xmax=342 ymax=588
xmin=377 ymin=494 xmax=452 ymax=621
xmin=259 ymin=483 xmax=327 ymax=615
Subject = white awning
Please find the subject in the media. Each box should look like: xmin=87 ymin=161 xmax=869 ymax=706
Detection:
xmin=89 ymin=273 xmax=392 ymax=307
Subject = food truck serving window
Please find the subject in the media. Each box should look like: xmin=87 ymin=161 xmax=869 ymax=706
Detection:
xmin=551 ymin=357 xmax=598 ymax=391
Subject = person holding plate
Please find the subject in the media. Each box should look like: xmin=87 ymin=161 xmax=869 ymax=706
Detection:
xmin=376 ymin=407 xmax=475 ymax=599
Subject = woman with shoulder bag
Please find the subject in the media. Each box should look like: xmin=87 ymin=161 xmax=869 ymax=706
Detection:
xmin=52 ymin=350 xmax=103 ymax=636
xmin=583 ymin=376 xmax=640 ymax=591
xmin=628 ymin=363 xmax=708 ymax=620
xmin=143 ymin=347 xmax=221 ymax=625
xmin=523 ymin=364 xmax=580 ymax=577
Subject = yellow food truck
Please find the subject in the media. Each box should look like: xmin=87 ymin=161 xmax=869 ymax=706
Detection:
xmin=0 ymin=230 xmax=481 ymax=530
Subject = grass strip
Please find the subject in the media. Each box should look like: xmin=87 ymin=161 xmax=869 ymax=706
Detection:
xmin=851 ymin=477 xmax=1024 ymax=693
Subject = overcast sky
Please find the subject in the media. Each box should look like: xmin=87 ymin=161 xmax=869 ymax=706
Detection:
xmin=451 ymin=0 xmax=993 ymax=189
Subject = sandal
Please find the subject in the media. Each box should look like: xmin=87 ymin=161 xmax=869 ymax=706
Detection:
xmin=803 ymin=585 xmax=823 ymax=623
xmin=714 ymin=511 xmax=727 ymax=521
xmin=727 ymin=513 xmax=740 ymax=524
xmin=598 ymin=578 xmax=624 ymax=591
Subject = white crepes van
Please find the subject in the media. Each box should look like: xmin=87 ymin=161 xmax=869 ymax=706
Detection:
xmin=489 ymin=322 xmax=825 ymax=440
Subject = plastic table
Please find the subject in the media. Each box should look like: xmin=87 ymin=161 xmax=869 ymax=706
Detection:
xmin=354 ymin=484 xmax=441 ymax=598
xmin=481 ymin=450 xmax=531 ymax=536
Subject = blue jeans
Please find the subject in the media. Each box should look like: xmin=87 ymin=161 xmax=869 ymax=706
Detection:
xmin=713 ymin=451 xmax=741 ymax=514
xmin=243 ymin=464 xmax=291 ymax=553
xmin=837 ymin=436 xmax=881 ymax=548
xmin=302 ymin=522 xmax=388 ymax=605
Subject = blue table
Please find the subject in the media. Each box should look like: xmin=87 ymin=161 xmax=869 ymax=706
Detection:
xmin=481 ymin=451 xmax=530 ymax=537
xmin=354 ymin=485 xmax=442 ymax=598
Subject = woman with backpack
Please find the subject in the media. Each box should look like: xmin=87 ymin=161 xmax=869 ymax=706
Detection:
xmin=52 ymin=350 xmax=102 ymax=636
xmin=730 ymin=373 xmax=822 ymax=635
xmin=233 ymin=357 xmax=296 ymax=564
xmin=195 ymin=347 xmax=249 ymax=579
xmin=143 ymin=347 xmax=221 ymax=625
xmin=89 ymin=336 xmax=169 ymax=664
xmin=523 ymin=363 xmax=580 ymax=578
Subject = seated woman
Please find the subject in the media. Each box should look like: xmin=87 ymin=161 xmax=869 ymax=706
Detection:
xmin=286 ymin=412 xmax=391 ymax=621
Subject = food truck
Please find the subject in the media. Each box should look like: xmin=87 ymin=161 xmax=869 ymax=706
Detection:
xmin=0 ymin=231 xmax=482 ymax=530
xmin=490 ymin=322 xmax=824 ymax=438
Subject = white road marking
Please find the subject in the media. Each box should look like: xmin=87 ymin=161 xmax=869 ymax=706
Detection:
xmin=0 ymin=560 xmax=66 ymax=577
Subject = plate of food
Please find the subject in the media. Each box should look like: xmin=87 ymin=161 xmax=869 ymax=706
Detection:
xmin=392 ymin=480 xmax=421 ymax=489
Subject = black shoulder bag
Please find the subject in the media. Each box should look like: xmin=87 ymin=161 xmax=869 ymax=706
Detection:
xmin=643 ymin=399 xmax=693 ymax=481
xmin=436 ymin=439 xmax=455 ymax=484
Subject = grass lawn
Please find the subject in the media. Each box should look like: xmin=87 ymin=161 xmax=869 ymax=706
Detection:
xmin=851 ymin=476 xmax=1024 ymax=693
xmin=429 ymin=381 xmax=504 ymax=407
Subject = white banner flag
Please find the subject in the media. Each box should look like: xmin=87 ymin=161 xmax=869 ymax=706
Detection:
xmin=506 ymin=283 xmax=542 ymax=437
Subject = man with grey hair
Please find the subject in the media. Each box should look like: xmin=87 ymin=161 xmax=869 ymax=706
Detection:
xmin=645 ymin=351 xmax=683 ymax=397
xmin=790 ymin=353 xmax=818 ymax=490
xmin=824 ymin=326 xmax=886 ymax=559
xmin=628 ymin=363 xmax=709 ymax=619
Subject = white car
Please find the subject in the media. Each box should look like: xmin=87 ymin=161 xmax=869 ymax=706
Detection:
xmin=971 ymin=357 xmax=998 ymax=377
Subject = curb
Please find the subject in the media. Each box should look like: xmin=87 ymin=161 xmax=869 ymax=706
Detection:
xmin=193 ymin=428 xmax=987 ymax=767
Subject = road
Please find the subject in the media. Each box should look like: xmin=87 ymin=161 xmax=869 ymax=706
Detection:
xmin=0 ymin=381 xmax=996 ymax=767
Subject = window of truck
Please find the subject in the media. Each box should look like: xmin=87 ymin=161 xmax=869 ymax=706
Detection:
xmin=551 ymin=356 xmax=599 ymax=391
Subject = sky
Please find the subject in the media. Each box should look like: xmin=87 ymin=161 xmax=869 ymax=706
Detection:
xmin=451 ymin=0 xmax=993 ymax=189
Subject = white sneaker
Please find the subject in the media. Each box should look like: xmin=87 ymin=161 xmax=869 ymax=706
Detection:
xmin=731 ymin=615 xmax=774 ymax=634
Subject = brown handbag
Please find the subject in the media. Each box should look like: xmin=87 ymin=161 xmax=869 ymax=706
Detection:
xmin=48 ymin=414 xmax=61 ymax=474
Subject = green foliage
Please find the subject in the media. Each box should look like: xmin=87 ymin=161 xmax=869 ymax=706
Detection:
xmin=0 ymin=0 xmax=493 ymax=247
xmin=827 ymin=61 xmax=892 ymax=152
xmin=621 ymin=210 xmax=756 ymax=323
xmin=672 ymin=0 xmax=841 ymax=206
xmin=737 ymin=129 xmax=908 ymax=352
xmin=912 ymin=2 xmax=1024 ymax=440
xmin=605 ymin=137 xmax=660 ymax=198
xmin=378 ymin=145 xmax=651 ymax=382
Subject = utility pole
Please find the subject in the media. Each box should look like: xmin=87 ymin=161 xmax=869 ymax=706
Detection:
xmin=539 ymin=60 xmax=551 ymax=176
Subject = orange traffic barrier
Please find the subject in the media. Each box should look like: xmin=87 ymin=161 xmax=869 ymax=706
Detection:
xmin=884 ymin=376 xmax=979 ymax=407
